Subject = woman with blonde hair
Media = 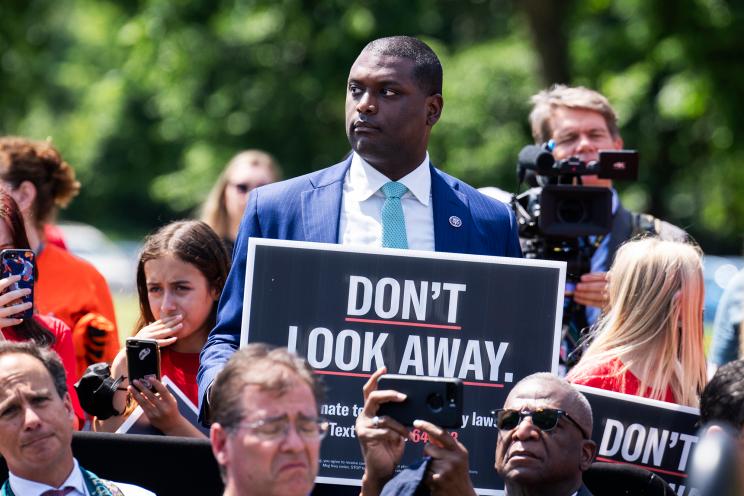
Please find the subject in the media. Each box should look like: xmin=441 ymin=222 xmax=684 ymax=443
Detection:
xmin=568 ymin=237 xmax=707 ymax=407
xmin=200 ymin=149 xmax=281 ymax=253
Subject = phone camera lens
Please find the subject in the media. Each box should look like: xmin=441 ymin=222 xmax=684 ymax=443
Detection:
xmin=427 ymin=393 xmax=444 ymax=412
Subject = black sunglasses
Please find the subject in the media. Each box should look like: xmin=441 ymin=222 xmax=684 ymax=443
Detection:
xmin=492 ymin=408 xmax=589 ymax=439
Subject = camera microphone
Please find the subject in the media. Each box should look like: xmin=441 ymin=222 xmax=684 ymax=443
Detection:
xmin=517 ymin=145 xmax=555 ymax=183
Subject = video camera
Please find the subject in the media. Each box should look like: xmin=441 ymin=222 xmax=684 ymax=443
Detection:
xmin=512 ymin=142 xmax=639 ymax=281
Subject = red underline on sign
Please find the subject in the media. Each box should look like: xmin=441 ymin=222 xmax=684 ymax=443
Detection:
xmin=595 ymin=456 xmax=688 ymax=478
xmin=313 ymin=371 xmax=503 ymax=388
xmin=344 ymin=317 xmax=462 ymax=330
xmin=462 ymin=381 xmax=504 ymax=388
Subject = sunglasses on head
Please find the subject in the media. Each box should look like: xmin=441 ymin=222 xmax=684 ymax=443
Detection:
xmin=492 ymin=408 xmax=589 ymax=439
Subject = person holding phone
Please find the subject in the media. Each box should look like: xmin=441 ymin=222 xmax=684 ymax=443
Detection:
xmin=0 ymin=192 xmax=85 ymax=427
xmin=356 ymin=370 xmax=598 ymax=496
xmin=95 ymin=220 xmax=230 ymax=438
xmin=0 ymin=136 xmax=120 ymax=377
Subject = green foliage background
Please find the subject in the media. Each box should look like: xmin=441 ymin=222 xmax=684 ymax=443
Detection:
xmin=2 ymin=0 xmax=743 ymax=252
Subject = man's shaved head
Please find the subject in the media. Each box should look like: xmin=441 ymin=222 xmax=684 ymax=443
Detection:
xmin=507 ymin=372 xmax=594 ymax=437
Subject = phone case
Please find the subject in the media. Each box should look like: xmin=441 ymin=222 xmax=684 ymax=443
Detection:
xmin=126 ymin=338 xmax=161 ymax=389
xmin=1 ymin=249 xmax=35 ymax=320
xmin=376 ymin=374 xmax=463 ymax=428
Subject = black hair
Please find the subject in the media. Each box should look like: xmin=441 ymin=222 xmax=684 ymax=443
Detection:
xmin=363 ymin=36 xmax=442 ymax=95
xmin=700 ymin=359 xmax=744 ymax=430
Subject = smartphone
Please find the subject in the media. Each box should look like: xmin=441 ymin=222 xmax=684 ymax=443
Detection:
xmin=1 ymin=249 xmax=35 ymax=320
xmin=126 ymin=338 xmax=161 ymax=390
xmin=376 ymin=374 xmax=463 ymax=428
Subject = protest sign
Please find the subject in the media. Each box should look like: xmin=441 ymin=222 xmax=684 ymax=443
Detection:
xmin=575 ymin=385 xmax=701 ymax=495
xmin=241 ymin=239 xmax=565 ymax=495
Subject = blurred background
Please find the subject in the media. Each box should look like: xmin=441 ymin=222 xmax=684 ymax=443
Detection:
xmin=2 ymin=0 xmax=744 ymax=333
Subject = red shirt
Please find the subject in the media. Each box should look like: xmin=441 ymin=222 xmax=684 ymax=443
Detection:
xmin=2 ymin=315 xmax=86 ymax=426
xmin=570 ymin=358 xmax=677 ymax=404
xmin=160 ymin=348 xmax=200 ymax=406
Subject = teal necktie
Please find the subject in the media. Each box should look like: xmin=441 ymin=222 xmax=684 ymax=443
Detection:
xmin=380 ymin=181 xmax=409 ymax=249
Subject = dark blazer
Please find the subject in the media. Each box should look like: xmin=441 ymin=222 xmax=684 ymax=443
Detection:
xmin=197 ymin=157 xmax=522 ymax=418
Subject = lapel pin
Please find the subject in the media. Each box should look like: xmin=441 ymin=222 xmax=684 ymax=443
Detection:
xmin=449 ymin=215 xmax=462 ymax=228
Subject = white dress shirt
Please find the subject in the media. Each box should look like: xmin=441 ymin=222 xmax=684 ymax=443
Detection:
xmin=8 ymin=458 xmax=156 ymax=496
xmin=338 ymin=152 xmax=435 ymax=251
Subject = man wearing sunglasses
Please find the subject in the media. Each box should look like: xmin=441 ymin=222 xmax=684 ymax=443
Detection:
xmin=357 ymin=371 xmax=596 ymax=495
xmin=495 ymin=373 xmax=597 ymax=495
xmin=209 ymin=344 xmax=328 ymax=496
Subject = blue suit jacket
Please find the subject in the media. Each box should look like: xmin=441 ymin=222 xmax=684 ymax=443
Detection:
xmin=197 ymin=158 xmax=521 ymax=418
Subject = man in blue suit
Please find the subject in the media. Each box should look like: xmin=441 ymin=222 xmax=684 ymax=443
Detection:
xmin=198 ymin=36 xmax=521 ymax=420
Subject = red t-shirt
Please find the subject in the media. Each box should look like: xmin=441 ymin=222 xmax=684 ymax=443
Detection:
xmin=160 ymin=348 xmax=200 ymax=406
xmin=2 ymin=315 xmax=86 ymax=426
xmin=570 ymin=358 xmax=676 ymax=404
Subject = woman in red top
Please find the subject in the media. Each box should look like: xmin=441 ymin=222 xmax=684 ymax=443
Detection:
xmin=0 ymin=192 xmax=85 ymax=426
xmin=97 ymin=220 xmax=229 ymax=437
xmin=568 ymin=238 xmax=707 ymax=407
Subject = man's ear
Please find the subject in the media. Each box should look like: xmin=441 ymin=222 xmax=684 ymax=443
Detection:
xmin=612 ymin=136 xmax=624 ymax=151
xmin=425 ymin=94 xmax=443 ymax=127
xmin=63 ymin=392 xmax=75 ymax=427
xmin=210 ymin=423 xmax=230 ymax=467
xmin=580 ymin=439 xmax=598 ymax=471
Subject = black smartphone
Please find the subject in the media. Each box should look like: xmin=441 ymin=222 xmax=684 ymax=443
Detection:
xmin=1 ymin=249 xmax=35 ymax=320
xmin=126 ymin=338 xmax=161 ymax=390
xmin=376 ymin=374 xmax=463 ymax=428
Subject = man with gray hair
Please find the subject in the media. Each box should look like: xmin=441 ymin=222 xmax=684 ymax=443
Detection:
xmin=0 ymin=341 xmax=154 ymax=496
xmin=209 ymin=343 xmax=329 ymax=496
xmin=356 ymin=371 xmax=597 ymax=495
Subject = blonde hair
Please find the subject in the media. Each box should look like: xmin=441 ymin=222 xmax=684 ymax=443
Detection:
xmin=200 ymin=150 xmax=281 ymax=240
xmin=529 ymin=85 xmax=620 ymax=143
xmin=0 ymin=136 xmax=80 ymax=226
xmin=568 ymin=238 xmax=706 ymax=407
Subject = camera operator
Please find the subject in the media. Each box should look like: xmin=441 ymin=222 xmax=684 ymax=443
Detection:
xmin=527 ymin=85 xmax=686 ymax=370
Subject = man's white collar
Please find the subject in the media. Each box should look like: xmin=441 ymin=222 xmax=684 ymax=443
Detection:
xmin=347 ymin=152 xmax=431 ymax=206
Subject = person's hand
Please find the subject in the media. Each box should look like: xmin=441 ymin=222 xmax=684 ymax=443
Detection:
xmin=356 ymin=367 xmax=409 ymax=495
xmin=0 ymin=275 xmax=32 ymax=328
xmin=133 ymin=315 xmax=183 ymax=347
xmin=416 ymin=420 xmax=476 ymax=496
xmin=573 ymin=272 xmax=610 ymax=309
xmin=130 ymin=378 xmax=205 ymax=438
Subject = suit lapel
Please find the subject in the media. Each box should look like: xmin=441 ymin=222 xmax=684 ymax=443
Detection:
xmin=431 ymin=166 xmax=470 ymax=254
xmin=300 ymin=159 xmax=350 ymax=243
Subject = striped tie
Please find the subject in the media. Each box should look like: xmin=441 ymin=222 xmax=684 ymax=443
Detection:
xmin=380 ymin=181 xmax=409 ymax=249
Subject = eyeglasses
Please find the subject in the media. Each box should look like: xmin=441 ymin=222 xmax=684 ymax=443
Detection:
xmin=234 ymin=414 xmax=330 ymax=442
xmin=492 ymin=408 xmax=589 ymax=439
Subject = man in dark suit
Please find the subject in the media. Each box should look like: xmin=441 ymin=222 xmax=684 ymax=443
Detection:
xmin=198 ymin=36 xmax=521 ymax=418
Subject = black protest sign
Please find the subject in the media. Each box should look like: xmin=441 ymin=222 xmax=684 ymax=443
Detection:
xmin=241 ymin=239 xmax=565 ymax=494
xmin=575 ymin=385 xmax=700 ymax=495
